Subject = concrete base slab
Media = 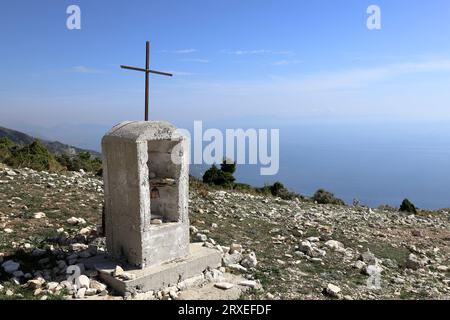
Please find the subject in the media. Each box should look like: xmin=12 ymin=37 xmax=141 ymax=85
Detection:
xmin=81 ymin=243 xmax=221 ymax=295
xmin=177 ymin=273 xmax=249 ymax=300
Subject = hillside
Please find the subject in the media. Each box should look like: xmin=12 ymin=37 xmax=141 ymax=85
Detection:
xmin=0 ymin=164 xmax=449 ymax=300
xmin=0 ymin=126 xmax=100 ymax=158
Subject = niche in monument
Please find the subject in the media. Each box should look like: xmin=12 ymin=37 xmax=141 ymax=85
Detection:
xmin=147 ymin=140 xmax=181 ymax=224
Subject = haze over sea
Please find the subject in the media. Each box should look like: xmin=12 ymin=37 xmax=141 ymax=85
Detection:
xmin=191 ymin=119 xmax=450 ymax=210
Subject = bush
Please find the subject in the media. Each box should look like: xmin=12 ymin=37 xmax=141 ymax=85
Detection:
xmin=220 ymin=158 xmax=236 ymax=174
xmin=202 ymin=159 xmax=236 ymax=187
xmin=7 ymin=140 xmax=63 ymax=172
xmin=0 ymin=137 xmax=14 ymax=163
xmin=214 ymin=170 xmax=235 ymax=187
xmin=399 ymin=198 xmax=417 ymax=214
xmin=313 ymin=189 xmax=345 ymax=205
xmin=202 ymin=164 xmax=220 ymax=184
xmin=233 ymin=183 xmax=252 ymax=191
xmin=57 ymin=152 xmax=102 ymax=174
xmin=270 ymin=182 xmax=285 ymax=197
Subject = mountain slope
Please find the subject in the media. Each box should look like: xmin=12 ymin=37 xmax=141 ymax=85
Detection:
xmin=0 ymin=126 xmax=101 ymax=157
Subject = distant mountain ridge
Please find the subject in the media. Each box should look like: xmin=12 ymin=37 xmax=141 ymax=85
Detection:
xmin=0 ymin=126 xmax=101 ymax=158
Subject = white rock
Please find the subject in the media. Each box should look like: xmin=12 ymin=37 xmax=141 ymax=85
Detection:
xmin=241 ymin=252 xmax=258 ymax=268
xmin=436 ymin=265 xmax=449 ymax=272
xmin=70 ymin=243 xmax=89 ymax=251
xmin=229 ymin=243 xmax=243 ymax=253
xmin=113 ymin=265 xmax=125 ymax=277
xmin=46 ymin=282 xmax=59 ymax=291
xmin=76 ymin=275 xmax=90 ymax=289
xmin=76 ymin=287 xmax=86 ymax=299
xmin=122 ymin=272 xmax=136 ymax=281
xmin=85 ymin=288 xmax=97 ymax=296
xmin=362 ymin=264 xmax=383 ymax=276
xmin=169 ymin=290 xmax=178 ymax=300
xmin=196 ymin=233 xmax=208 ymax=242
xmin=204 ymin=269 xmax=224 ymax=282
xmin=352 ymin=260 xmax=366 ymax=270
xmin=298 ymin=241 xmax=314 ymax=256
xmin=2 ymin=260 xmax=20 ymax=273
xmin=239 ymin=280 xmax=260 ymax=289
xmin=79 ymin=227 xmax=91 ymax=235
xmin=222 ymin=252 xmax=243 ymax=266
xmin=214 ymin=282 xmax=234 ymax=290
xmin=27 ymin=278 xmax=45 ymax=289
xmin=3 ymin=228 xmax=13 ymax=234
xmin=177 ymin=274 xmax=205 ymax=291
xmin=59 ymin=280 xmax=73 ymax=290
xmin=33 ymin=212 xmax=46 ymax=219
xmin=150 ymin=219 xmax=162 ymax=225
xmin=227 ymin=264 xmax=247 ymax=272
xmin=324 ymin=240 xmax=345 ymax=251
xmin=90 ymin=280 xmax=107 ymax=292
xmin=67 ymin=217 xmax=86 ymax=225
xmin=67 ymin=217 xmax=79 ymax=225
xmin=325 ymin=283 xmax=341 ymax=298
xmin=5 ymin=169 xmax=17 ymax=176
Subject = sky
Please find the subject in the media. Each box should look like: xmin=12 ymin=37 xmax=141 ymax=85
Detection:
xmin=1 ymin=0 xmax=450 ymax=140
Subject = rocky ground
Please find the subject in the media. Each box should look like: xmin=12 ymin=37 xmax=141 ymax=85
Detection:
xmin=0 ymin=164 xmax=449 ymax=300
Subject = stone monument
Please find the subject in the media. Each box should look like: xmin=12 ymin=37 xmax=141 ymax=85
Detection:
xmin=89 ymin=120 xmax=221 ymax=295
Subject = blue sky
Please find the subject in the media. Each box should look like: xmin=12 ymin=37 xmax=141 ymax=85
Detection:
xmin=1 ymin=0 xmax=450 ymax=133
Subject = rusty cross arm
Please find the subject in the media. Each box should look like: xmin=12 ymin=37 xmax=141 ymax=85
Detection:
xmin=120 ymin=65 xmax=173 ymax=77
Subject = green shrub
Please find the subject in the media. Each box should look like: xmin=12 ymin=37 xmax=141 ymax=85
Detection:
xmin=57 ymin=152 xmax=102 ymax=174
xmin=270 ymin=182 xmax=285 ymax=196
xmin=7 ymin=140 xmax=63 ymax=172
xmin=202 ymin=164 xmax=220 ymax=184
xmin=233 ymin=183 xmax=252 ymax=191
xmin=202 ymin=159 xmax=236 ymax=187
xmin=0 ymin=137 xmax=14 ymax=163
xmin=313 ymin=189 xmax=345 ymax=205
xmin=220 ymin=158 xmax=236 ymax=174
xmin=214 ymin=170 xmax=235 ymax=187
xmin=399 ymin=198 xmax=417 ymax=214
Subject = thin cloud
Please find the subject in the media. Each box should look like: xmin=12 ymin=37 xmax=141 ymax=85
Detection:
xmin=180 ymin=58 xmax=450 ymax=94
xmin=223 ymin=49 xmax=292 ymax=55
xmin=180 ymin=58 xmax=210 ymax=63
xmin=273 ymin=59 xmax=303 ymax=66
xmin=167 ymin=70 xmax=196 ymax=76
xmin=295 ymin=59 xmax=450 ymax=92
xmin=160 ymin=49 xmax=197 ymax=54
xmin=69 ymin=66 xmax=103 ymax=74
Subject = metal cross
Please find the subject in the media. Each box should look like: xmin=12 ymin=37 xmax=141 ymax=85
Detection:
xmin=121 ymin=41 xmax=173 ymax=121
